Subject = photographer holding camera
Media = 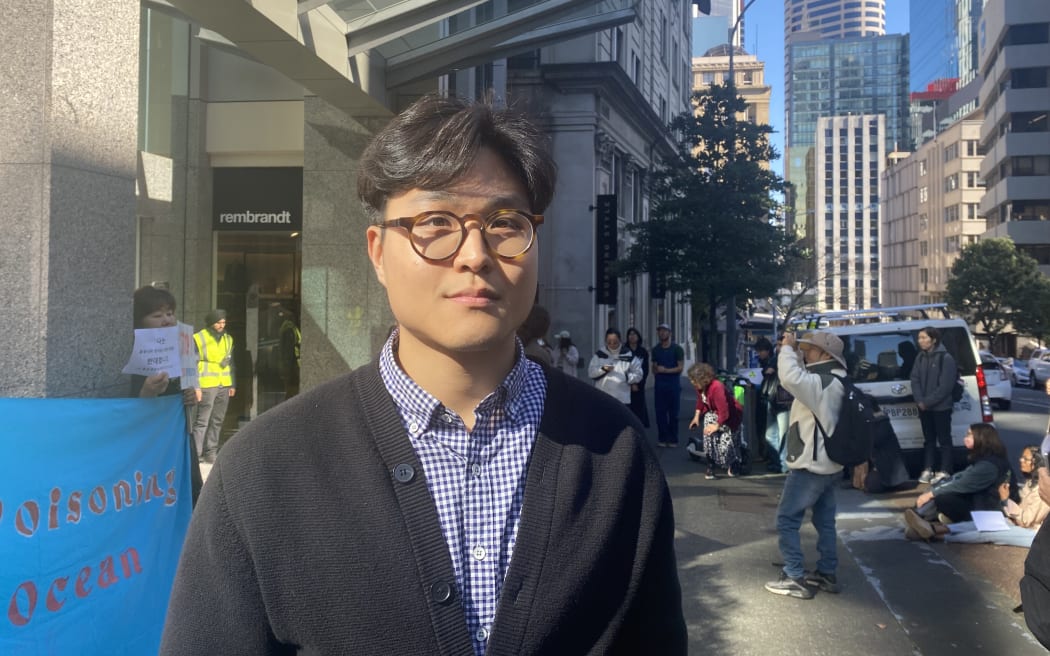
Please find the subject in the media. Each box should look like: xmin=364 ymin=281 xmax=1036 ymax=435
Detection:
xmin=192 ymin=309 xmax=236 ymax=464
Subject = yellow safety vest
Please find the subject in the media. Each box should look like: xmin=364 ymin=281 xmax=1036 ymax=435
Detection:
xmin=194 ymin=329 xmax=234 ymax=388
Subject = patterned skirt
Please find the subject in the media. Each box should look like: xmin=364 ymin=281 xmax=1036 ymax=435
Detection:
xmin=702 ymin=411 xmax=741 ymax=471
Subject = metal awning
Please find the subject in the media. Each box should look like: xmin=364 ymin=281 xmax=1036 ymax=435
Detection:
xmin=168 ymin=0 xmax=628 ymax=116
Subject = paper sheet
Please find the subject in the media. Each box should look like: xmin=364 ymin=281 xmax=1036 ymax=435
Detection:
xmin=970 ymin=510 xmax=1011 ymax=532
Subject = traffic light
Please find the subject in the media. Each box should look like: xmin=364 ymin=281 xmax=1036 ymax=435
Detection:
xmin=695 ymin=0 xmax=711 ymax=15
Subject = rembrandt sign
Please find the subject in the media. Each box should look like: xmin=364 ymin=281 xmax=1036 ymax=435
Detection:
xmin=213 ymin=167 xmax=303 ymax=231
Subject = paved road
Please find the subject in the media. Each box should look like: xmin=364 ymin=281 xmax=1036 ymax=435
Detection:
xmin=652 ymin=380 xmax=1048 ymax=655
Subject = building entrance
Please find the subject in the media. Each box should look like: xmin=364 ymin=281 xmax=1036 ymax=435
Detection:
xmin=216 ymin=231 xmax=301 ymax=429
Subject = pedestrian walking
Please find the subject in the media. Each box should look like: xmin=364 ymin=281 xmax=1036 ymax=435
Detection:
xmin=686 ymin=363 xmax=743 ymax=479
xmin=764 ymin=331 xmax=845 ymax=600
xmin=161 ymin=94 xmax=686 ymax=656
xmin=551 ymin=330 xmax=580 ymax=377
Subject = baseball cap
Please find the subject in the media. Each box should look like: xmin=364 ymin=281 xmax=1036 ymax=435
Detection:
xmin=657 ymin=323 xmax=671 ymax=331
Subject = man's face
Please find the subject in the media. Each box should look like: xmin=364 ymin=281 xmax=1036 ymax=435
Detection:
xmin=212 ymin=318 xmax=226 ymax=333
xmin=657 ymin=328 xmax=670 ymax=342
xmin=799 ymin=343 xmax=826 ymax=365
xmin=917 ymin=331 xmax=933 ymax=351
xmin=366 ymin=147 xmax=538 ymax=358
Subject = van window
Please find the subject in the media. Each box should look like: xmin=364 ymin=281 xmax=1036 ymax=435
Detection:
xmin=838 ymin=327 xmax=977 ymax=383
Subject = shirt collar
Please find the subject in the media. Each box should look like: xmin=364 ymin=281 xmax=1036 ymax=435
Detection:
xmin=378 ymin=329 xmax=532 ymax=425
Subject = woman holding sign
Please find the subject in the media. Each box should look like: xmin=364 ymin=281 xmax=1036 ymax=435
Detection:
xmin=131 ymin=285 xmax=203 ymax=505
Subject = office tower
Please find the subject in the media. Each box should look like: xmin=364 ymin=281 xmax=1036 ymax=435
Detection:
xmin=813 ymin=115 xmax=885 ymax=310
xmin=784 ymin=35 xmax=910 ymax=237
xmin=693 ymin=0 xmax=742 ymax=55
xmin=909 ymin=0 xmax=984 ymax=146
xmin=978 ymin=0 xmax=1050 ymax=268
xmin=784 ymin=0 xmax=885 ymax=41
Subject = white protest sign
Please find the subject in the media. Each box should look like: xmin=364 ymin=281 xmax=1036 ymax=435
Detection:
xmin=178 ymin=322 xmax=200 ymax=390
xmin=122 ymin=326 xmax=181 ymax=378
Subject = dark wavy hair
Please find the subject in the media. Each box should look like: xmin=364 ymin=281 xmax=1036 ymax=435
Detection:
xmin=968 ymin=422 xmax=1007 ymax=461
xmin=357 ymin=94 xmax=557 ymax=217
xmin=1022 ymin=444 xmax=1046 ymax=488
xmin=133 ymin=285 xmax=176 ymax=329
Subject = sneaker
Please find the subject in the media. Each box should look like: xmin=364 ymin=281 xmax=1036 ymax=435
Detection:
xmin=903 ymin=526 xmax=921 ymax=541
xmin=937 ymin=512 xmax=953 ymax=525
xmin=804 ymin=571 xmax=840 ymax=594
xmin=904 ymin=508 xmax=935 ymax=541
xmin=918 ymin=469 xmax=934 ymax=484
xmin=764 ymin=572 xmax=814 ymax=599
xmin=930 ymin=471 xmax=950 ymax=484
xmin=705 ymin=469 xmax=718 ymax=480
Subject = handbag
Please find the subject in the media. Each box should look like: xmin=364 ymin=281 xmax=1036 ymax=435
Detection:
xmin=773 ymin=379 xmax=794 ymax=408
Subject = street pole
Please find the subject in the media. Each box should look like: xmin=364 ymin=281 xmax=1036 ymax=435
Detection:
xmin=724 ymin=0 xmax=759 ymax=372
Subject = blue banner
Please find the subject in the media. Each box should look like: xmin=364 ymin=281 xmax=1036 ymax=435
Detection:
xmin=0 ymin=396 xmax=192 ymax=655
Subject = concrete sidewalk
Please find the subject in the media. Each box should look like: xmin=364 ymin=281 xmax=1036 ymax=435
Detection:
xmin=652 ymin=397 xmax=1044 ymax=655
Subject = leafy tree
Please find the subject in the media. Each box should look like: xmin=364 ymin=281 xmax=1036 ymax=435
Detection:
xmin=615 ymin=83 xmax=800 ymax=363
xmin=946 ymin=237 xmax=1049 ymax=346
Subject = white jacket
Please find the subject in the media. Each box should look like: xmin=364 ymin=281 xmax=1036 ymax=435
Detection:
xmin=588 ymin=348 xmax=643 ymax=404
xmin=777 ymin=345 xmax=845 ymax=475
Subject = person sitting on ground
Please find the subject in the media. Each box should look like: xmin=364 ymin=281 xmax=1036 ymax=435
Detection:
xmin=1003 ymin=446 xmax=1050 ymax=529
xmin=687 ymin=363 xmax=742 ymax=480
xmin=905 ymin=423 xmax=1014 ymax=539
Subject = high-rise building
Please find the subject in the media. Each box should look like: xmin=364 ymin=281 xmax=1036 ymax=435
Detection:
xmin=882 ymin=114 xmax=985 ymax=307
xmin=978 ymin=0 xmax=1050 ymax=270
xmin=784 ymin=0 xmax=885 ymax=42
xmin=812 ymin=114 xmax=885 ymax=310
xmin=693 ymin=0 xmax=743 ymax=55
xmin=784 ymin=35 xmax=910 ymax=241
xmin=909 ymin=0 xmax=984 ymax=147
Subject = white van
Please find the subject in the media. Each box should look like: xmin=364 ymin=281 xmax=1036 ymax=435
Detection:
xmin=791 ymin=305 xmax=992 ymax=472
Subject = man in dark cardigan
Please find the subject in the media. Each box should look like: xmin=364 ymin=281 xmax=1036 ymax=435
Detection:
xmin=160 ymin=94 xmax=687 ymax=656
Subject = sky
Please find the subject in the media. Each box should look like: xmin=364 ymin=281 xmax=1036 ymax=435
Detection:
xmin=738 ymin=0 xmax=911 ymax=177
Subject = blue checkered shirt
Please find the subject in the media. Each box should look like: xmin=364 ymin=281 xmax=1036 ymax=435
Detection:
xmin=379 ymin=331 xmax=546 ymax=655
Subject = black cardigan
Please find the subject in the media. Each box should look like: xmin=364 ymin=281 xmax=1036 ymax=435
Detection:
xmin=160 ymin=360 xmax=686 ymax=655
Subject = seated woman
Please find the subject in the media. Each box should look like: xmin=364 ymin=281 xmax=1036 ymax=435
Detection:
xmin=1002 ymin=445 xmax=1050 ymax=529
xmin=904 ymin=423 xmax=1013 ymax=540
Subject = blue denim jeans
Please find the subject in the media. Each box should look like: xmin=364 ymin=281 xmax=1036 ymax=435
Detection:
xmin=764 ymin=404 xmax=789 ymax=472
xmin=776 ymin=469 xmax=839 ymax=579
xmin=653 ymin=381 xmax=681 ymax=445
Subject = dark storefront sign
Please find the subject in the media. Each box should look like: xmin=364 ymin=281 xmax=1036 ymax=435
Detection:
xmin=595 ymin=194 xmax=618 ymax=305
xmin=213 ymin=167 xmax=303 ymax=231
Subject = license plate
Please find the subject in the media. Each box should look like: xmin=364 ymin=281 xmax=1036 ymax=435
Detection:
xmin=884 ymin=405 xmax=919 ymax=419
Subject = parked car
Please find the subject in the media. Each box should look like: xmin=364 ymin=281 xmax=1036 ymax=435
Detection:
xmin=1014 ymin=361 xmax=1033 ymax=387
xmin=791 ymin=304 xmax=991 ymax=474
xmin=1028 ymin=348 xmax=1050 ymax=389
xmin=981 ymin=351 xmax=1012 ymax=410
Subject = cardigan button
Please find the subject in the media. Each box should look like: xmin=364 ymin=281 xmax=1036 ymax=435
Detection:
xmin=430 ymin=581 xmax=454 ymax=604
xmin=393 ymin=463 xmax=415 ymax=483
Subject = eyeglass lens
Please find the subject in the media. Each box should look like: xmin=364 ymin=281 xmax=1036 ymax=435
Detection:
xmin=410 ymin=210 xmax=534 ymax=260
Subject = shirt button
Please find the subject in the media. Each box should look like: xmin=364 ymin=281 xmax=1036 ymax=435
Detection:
xmin=471 ymin=464 xmax=482 ymax=477
xmin=408 ymin=422 xmax=419 ymax=433
xmin=475 ymin=627 xmax=489 ymax=642
xmin=393 ymin=463 xmax=415 ymax=483
xmin=429 ymin=581 xmax=454 ymax=605
xmin=444 ymin=412 xmax=454 ymax=423
xmin=472 ymin=545 xmax=486 ymax=561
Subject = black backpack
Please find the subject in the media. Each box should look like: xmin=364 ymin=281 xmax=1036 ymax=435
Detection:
xmin=812 ymin=374 xmax=877 ymax=467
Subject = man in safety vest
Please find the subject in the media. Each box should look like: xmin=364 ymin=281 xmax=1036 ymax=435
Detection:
xmin=192 ymin=309 xmax=235 ymax=463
